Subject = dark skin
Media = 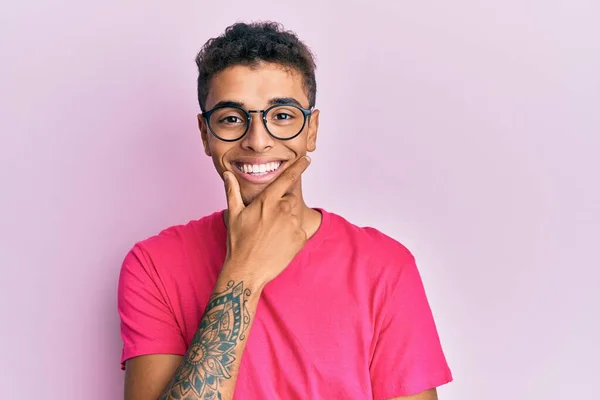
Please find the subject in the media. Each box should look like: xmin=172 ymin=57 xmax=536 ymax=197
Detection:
xmin=123 ymin=62 xmax=438 ymax=400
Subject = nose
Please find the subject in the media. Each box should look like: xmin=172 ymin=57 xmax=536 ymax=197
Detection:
xmin=240 ymin=113 xmax=275 ymax=153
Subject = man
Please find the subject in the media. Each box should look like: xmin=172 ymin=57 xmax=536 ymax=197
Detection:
xmin=118 ymin=21 xmax=452 ymax=400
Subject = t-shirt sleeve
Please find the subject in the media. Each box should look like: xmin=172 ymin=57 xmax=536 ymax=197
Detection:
xmin=117 ymin=245 xmax=187 ymax=369
xmin=369 ymin=255 xmax=453 ymax=399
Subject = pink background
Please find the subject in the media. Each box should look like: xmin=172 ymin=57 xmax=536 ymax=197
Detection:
xmin=1 ymin=1 xmax=598 ymax=399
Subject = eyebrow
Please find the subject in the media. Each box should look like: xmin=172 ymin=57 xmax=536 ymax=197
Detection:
xmin=209 ymin=97 xmax=305 ymax=110
xmin=267 ymin=97 xmax=303 ymax=107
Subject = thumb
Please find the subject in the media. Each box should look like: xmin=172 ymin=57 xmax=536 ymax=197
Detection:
xmin=223 ymin=171 xmax=244 ymax=217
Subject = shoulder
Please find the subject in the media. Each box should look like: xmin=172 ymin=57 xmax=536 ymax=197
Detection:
xmin=325 ymin=209 xmax=415 ymax=265
xmin=121 ymin=209 xmax=225 ymax=274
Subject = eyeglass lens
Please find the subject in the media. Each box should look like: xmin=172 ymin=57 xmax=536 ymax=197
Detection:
xmin=209 ymin=106 xmax=306 ymax=140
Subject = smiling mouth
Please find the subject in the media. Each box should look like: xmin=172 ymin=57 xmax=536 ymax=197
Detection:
xmin=234 ymin=161 xmax=284 ymax=176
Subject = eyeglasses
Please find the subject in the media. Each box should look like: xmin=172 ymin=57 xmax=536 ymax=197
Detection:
xmin=202 ymin=103 xmax=313 ymax=142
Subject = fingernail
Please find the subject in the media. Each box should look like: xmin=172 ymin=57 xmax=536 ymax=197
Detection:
xmin=305 ymin=156 xmax=311 ymax=163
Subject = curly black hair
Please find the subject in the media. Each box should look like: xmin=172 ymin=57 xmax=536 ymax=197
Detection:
xmin=195 ymin=21 xmax=317 ymax=111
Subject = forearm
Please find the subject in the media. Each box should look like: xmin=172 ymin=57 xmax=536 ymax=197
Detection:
xmin=159 ymin=263 xmax=264 ymax=400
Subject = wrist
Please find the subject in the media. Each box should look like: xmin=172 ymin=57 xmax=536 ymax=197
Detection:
xmin=220 ymin=260 xmax=268 ymax=293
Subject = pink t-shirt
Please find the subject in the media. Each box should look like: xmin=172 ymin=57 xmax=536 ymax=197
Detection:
xmin=118 ymin=208 xmax=452 ymax=399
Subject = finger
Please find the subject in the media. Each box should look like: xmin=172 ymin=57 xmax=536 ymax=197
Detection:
xmin=223 ymin=171 xmax=244 ymax=217
xmin=263 ymin=156 xmax=311 ymax=199
xmin=278 ymin=199 xmax=293 ymax=214
xmin=281 ymin=192 xmax=300 ymax=214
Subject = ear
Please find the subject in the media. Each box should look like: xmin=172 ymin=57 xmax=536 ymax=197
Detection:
xmin=306 ymin=109 xmax=319 ymax=153
xmin=198 ymin=113 xmax=212 ymax=156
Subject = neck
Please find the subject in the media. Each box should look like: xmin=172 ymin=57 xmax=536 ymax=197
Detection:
xmin=223 ymin=193 xmax=322 ymax=240
xmin=289 ymin=181 xmax=321 ymax=239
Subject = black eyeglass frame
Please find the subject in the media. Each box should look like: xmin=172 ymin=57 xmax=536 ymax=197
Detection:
xmin=201 ymin=103 xmax=313 ymax=142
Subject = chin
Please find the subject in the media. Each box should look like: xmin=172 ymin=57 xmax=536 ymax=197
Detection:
xmin=240 ymin=188 xmax=261 ymax=206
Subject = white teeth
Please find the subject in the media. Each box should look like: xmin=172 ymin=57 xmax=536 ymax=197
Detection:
xmin=237 ymin=161 xmax=282 ymax=175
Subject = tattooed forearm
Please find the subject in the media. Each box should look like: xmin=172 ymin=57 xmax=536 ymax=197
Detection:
xmin=160 ymin=280 xmax=253 ymax=400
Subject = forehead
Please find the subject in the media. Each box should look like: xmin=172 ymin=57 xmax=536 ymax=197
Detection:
xmin=205 ymin=62 xmax=309 ymax=109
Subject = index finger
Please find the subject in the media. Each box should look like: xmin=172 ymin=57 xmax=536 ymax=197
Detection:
xmin=262 ymin=156 xmax=311 ymax=199
xmin=223 ymin=171 xmax=244 ymax=218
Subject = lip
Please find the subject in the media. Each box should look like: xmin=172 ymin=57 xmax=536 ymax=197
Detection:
xmin=232 ymin=157 xmax=287 ymax=165
xmin=230 ymin=159 xmax=287 ymax=184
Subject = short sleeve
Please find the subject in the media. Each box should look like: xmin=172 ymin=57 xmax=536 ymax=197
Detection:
xmin=369 ymin=256 xmax=453 ymax=399
xmin=117 ymin=245 xmax=187 ymax=369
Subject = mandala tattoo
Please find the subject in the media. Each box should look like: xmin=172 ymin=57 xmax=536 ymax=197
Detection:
xmin=160 ymin=281 xmax=252 ymax=400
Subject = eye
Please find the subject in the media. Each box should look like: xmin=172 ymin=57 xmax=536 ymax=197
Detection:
xmin=219 ymin=116 xmax=244 ymax=124
xmin=273 ymin=112 xmax=293 ymax=120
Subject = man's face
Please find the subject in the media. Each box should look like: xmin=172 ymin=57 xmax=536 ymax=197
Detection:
xmin=198 ymin=62 xmax=319 ymax=206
